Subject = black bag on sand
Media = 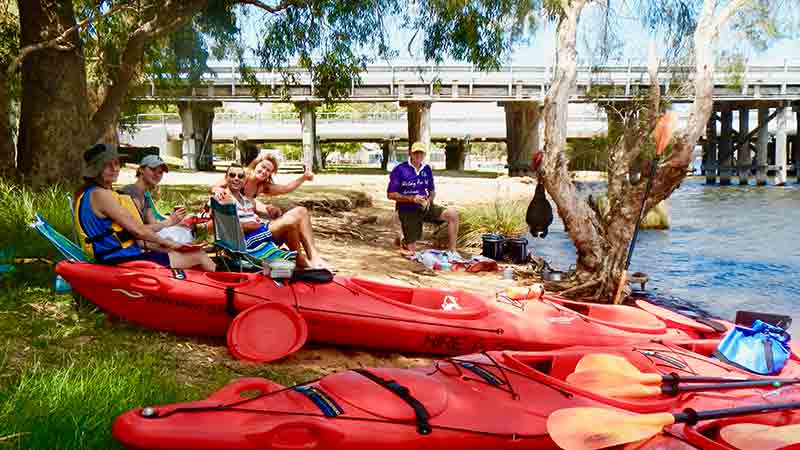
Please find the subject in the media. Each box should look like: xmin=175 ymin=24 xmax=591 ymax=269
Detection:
xmin=291 ymin=268 xmax=334 ymax=284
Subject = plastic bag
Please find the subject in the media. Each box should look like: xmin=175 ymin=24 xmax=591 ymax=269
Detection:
xmin=158 ymin=225 xmax=194 ymax=245
xmin=714 ymin=319 xmax=791 ymax=375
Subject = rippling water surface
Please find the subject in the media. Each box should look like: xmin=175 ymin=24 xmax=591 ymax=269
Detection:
xmin=531 ymin=177 xmax=800 ymax=336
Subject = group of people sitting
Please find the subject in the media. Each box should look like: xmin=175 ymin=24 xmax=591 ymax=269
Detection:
xmin=74 ymin=144 xmax=328 ymax=272
xmin=74 ymin=139 xmax=461 ymax=273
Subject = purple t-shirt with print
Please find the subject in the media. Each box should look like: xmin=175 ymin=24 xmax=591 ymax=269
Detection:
xmin=387 ymin=161 xmax=435 ymax=212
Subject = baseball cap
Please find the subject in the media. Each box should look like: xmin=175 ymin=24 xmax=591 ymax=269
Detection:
xmin=139 ymin=154 xmax=169 ymax=172
xmin=410 ymin=142 xmax=427 ymax=153
xmin=82 ymin=144 xmax=119 ymax=178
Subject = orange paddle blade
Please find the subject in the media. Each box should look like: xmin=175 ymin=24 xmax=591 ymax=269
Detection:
xmin=653 ymin=112 xmax=678 ymax=156
xmin=720 ymin=423 xmax=800 ymax=450
xmin=574 ymin=354 xmax=653 ymax=379
xmin=547 ymin=407 xmax=675 ymax=450
xmin=567 ymin=371 xmax=663 ymax=398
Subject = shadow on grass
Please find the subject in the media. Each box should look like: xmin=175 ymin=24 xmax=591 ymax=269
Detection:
xmin=0 ymin=265 xmax=313 ymax=449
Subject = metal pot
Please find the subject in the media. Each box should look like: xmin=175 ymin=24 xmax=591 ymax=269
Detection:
xmin=542 ymin=270 xmax=565 ymax=282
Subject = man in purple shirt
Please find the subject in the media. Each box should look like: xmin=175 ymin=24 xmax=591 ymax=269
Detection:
xmin=387 ymin=142 xmax=460 ymax=258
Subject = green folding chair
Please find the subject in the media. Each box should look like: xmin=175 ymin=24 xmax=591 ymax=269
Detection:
xmin=209 ymin=197 xmax=296 ymax=272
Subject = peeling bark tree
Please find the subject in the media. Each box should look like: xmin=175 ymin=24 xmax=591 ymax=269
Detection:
xmin=539 ymin=0 xmax=750 ymax=301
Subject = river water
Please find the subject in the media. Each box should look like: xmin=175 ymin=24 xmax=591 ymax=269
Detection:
xmin=531 ymin=177 xmax=800 ymax=336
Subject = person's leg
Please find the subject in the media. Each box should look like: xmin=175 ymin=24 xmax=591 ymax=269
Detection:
xmin=398 ymin=209 xmax=424 ymax=253
xmin=269 ymin=206 xmax=328 ymax=269
xmin=427 ymin=204 xmax=459 ymax=253
xmin=391 ymin=210 xmax=403 ymax=248
xmin=167 ymin=251 xmax=216 ymax=271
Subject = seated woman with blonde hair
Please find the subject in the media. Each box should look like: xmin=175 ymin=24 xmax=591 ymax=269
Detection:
xmin=75 ymin=144 xmax=215 ymax=271
xmin=212 ymin=154 xmax=313 ymax=219
xmin=218 ymin=164 xmax=330 ymax=270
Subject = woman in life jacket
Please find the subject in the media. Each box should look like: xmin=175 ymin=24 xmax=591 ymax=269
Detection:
xmin=74 ymin=144 xmax=215 ymax=271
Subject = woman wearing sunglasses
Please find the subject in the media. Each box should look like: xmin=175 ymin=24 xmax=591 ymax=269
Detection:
xmin=211 ymin=154 xmax=312 ymax=220
xmin=219 ymin=165 xmax=330 ymax=270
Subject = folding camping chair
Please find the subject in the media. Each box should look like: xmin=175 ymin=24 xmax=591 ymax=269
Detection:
xmin=30 ymin=213 xmax=90 ymax=263
xmin=208 ymin=197 xmax=296 ymax=272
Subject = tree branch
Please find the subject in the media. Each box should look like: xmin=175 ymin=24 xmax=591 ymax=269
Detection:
xmin=7 ymin=2 xmax=132 ymax=76
xmin=234 ymin=0 xmax=296 ymax=13
xmin=711 ymin=0 xmax=750 ymax=32
xmin=90 ymin=0 xmax=209 ymax=141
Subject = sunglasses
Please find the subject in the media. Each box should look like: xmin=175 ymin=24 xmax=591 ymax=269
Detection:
xmin=228 ymin=173 xmax=246 ymax=179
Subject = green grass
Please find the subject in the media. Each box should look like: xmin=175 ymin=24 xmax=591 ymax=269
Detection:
xmin=0 ymin=180 xmax=75 ymax=262
xmin=0 ymin=351 xmax=192 ymax=450
xmin=434 ymin=197 xmax=528 ymax=247
xmin=0 ymin=265 xmax=312 ymax=449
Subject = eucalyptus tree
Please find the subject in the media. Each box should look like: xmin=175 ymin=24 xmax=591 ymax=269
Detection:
xmin=532 ymin=0 xmax=795 ymax=300
xmin=4 ymin=0 xmax=538 ymax=187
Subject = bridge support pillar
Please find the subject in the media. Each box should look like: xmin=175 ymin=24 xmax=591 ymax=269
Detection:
xmin=796 ymin=105 xmax=800 ymax=183
xmin=381 ymin=140 xmax=397 ymax=171
xmin=756 ymin=108 xmax=770 ymax=186
xmin=737 ymin=108 xmax=751 ymax=185
xmin=775 ymin=106 xmax=789 ymax=186
xmin=501 ymin=101 xmax=540 ymax=176
xmin=177 ymin=101 xmax=220 ymax=171
xmin=703 ymin=115 xmax=718 ymax=184
xmin=297 ymin=102 xmax=321 ymax=171
xmin=235 ymin=139 xmax=259 ymax=166
xmin=719 ymin=109 xmax=733 ymax=186
xmin=445 ymin=139 xmax=469 ymax=171
xmin=402 ymin=101 xmax=432 ymax=149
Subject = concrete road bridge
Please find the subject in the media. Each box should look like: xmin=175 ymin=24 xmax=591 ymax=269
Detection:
xmin=125 ymin=61 xmax=800 ymax=184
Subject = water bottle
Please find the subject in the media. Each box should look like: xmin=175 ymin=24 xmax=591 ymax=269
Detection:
xmin=503 ymin=266 xmax=514 ymax=280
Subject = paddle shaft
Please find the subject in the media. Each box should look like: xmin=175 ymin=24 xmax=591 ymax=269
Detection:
xmin=662 ymin=374 xmax=796 ymax=384
xmin=662 ymin=378 xmax=799 ymax=395
xmin=626 ymin=157 xmax=659 ymax=269
xmin=675 ymin=400 xmax=800 ymax=425
xmin=612 ymin=156 xmax=659 ymax=305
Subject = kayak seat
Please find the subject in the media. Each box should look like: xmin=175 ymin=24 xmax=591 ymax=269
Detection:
xmin=541 ymin=295 xmax=667 ymax=334
xmin=346 ymin=277 xmax=489 ymax=319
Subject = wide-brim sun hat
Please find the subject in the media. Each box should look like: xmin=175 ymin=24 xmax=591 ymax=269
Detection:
xmin=82 ymin=144 xmax=119 ymax=178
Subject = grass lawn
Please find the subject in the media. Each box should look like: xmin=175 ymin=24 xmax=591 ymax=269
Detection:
xmin=0 ymin=179 xmax=355 ymax=449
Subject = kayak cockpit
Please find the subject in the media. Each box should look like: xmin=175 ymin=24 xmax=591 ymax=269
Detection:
xmin=345 ymin=277 xmax=490 ymax=319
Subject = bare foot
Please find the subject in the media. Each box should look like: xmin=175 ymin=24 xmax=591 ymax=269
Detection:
xmin=309 ymin=257 xmax=334 ymax=271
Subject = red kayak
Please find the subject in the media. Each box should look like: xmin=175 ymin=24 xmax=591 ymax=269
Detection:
xmin=56 ymin=260 xmax=729 ymax=358
xmin=113 ymin=342 xmax=800 ymax=449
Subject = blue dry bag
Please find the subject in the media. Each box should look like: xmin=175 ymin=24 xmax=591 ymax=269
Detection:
xmin=714 ymin=319 xmax=791 ymax=375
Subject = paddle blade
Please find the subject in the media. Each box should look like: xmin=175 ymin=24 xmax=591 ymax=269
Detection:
xmin=721 ymin=423 xmax=800 ymax=450
xmin=573 ymin=354 xmax=663 ymax=384
xmin=566 ymin=371 xmax=663 ymax=398
xmin=654 ymin=112 xmax=678 ymax=156
xmin=547 ymin=408 xmax=675 ymax=450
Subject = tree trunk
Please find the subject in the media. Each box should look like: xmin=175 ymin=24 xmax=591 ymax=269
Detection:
xmin=380 ymin=142 xmax=390 ymax=171
xmin=17 ymin=0 xmax=89 ymax=189
xmin=540 ymin=0 xmax=605 ymax=282
xmin=445 ymin=141 xmax=466 ymax=171
xmin=0 ymin=73 xmax=15 ymax=179
xmin=539 ymin=0 xmax=733 ymax=302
